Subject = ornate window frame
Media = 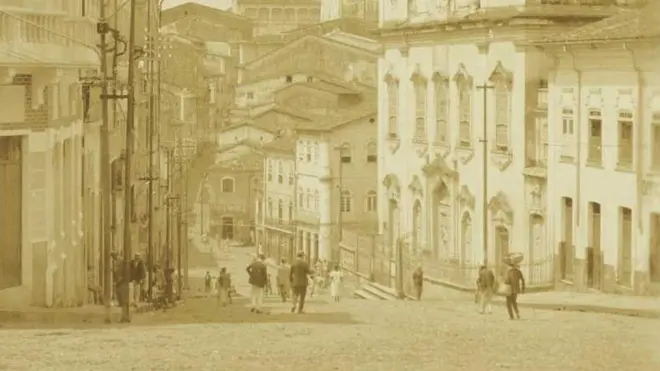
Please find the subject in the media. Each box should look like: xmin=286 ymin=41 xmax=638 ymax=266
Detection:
xmin=489 ymin=61 xmax=513 ymax=171
xmin=432 ymin=71 xmax=450 ymax=157
xmin=453 ymin=64 xmax=474 ymax=164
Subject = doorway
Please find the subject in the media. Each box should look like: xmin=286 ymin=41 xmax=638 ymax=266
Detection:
xmin=560 ymin=197 xmax=574 ymax=281
xmin=587 ymin=202 xmax=602 ymax=289
xmin=221 ymin=216 xmax=234 ymax=240
xmin=619 ymin=207 xmax=633 ymax=287
xmin=495 ymin=226 xmax=510 ymax=277
xmin=651 ymin=213 xmax=660 ymax=283
xmin=0 ymin=136 xmax=23 ymax=290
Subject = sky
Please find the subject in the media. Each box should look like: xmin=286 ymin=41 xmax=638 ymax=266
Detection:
xmin=162 ymin=0 xmax=234 ymax=10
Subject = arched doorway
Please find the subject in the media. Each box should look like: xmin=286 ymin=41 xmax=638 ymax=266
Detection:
xmin=529 ymin=214 xmax=545 ymax=284
xmin=432 ymin=182 xmax=450 ymax=262
xmin=495 ymin=226 xmax=510 ymax=277
xmin=221 ymin=216 xmax=234 ymax=240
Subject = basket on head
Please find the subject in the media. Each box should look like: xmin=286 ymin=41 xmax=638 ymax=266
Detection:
xmin=504 ymin=252 xmax=524 ymax=265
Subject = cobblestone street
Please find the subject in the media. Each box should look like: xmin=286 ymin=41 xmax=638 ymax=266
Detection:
xmin=1 ymin=288 xmax=659 ymax=371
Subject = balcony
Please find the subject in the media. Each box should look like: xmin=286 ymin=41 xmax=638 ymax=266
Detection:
xmin=264 ymin=217 xmax=296 ymax=232
xmin=0 ymin=10 xmax=98 ymax=67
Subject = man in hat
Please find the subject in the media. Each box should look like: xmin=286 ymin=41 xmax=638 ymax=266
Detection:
xmin=289 ymin=251 xmax=312 ymax=314
xmin=130 ymin=252 xmax=146 ymax=305
xmin=504 ymin=261 xmax=525 ymax=320
xmin=246 ymin=254 xmax=268 ymax=313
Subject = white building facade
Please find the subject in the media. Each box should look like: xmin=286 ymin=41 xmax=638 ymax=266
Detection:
xmin=0 ymin=1 xmax=98 ymax=307
xmin=376 ymin=0 xmax=624 ymax=288
xmin=537 ymin=1 xmax=660 ymax=296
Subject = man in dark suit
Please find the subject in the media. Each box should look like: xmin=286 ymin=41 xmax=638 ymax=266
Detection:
xmin=289 ymin=251 xmax=311 ymax=314
xmin=505 ymin=263 xmax=526 ymax=320
xmin=246 ymin=254 xmax=268 ymax=313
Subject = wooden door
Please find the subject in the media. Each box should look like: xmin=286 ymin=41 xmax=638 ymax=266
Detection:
xmin=0 ymin=136 xmax=23 ymax=290
xmin=495 ymin=226 xmax=510 ymax=277
xmin=620 ymin=208 xmax=632 ymax=287
xmin=592 ymin=205 xmax=602 ymax=289
xmin=651 ymin=214 xmax=660 ymax=282
xmin=562 ymin=198 xmax=574 ymax=280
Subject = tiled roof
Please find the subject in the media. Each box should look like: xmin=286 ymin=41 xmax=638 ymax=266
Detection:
xmin=274 ymin=80 xmax=359 ymax=96
xmin=533 ymin=1 xmax=660 ymax=43
xmin=261 ymin=135 xmax=296 ymax=155
xmin=295 ymin=106 xmax=377 ymax=132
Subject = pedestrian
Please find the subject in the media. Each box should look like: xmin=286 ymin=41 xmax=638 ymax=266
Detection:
xmin=476 ymin=265 xmax=496 ymax=314
xmin=329 ymin=265 xmax=343 ymax=302
xmin=130 ymin=253 xmax=146 ymax=305
xmin=246 ymin=254 xmax=268 ymax=313
xmin=412 ymin=264 xmax=424 ymax=300
xmin=204 ymin=271 xmax=212 ymax=294
xmin=289 ymin=251 xmax=311 ymax=314
xmin=216 ymin=267 xmax=231 ymax=307
xmin=504 ymin=262 xmax=526 ymax=320
xmin=277 ymin=259 xmax=291 ymax=302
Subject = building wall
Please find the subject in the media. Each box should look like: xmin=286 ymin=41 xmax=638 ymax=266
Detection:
xmin=261 ymin=152 xmax=296 ymax=260
xmin=216 ymin=126 xmax=274 ymax=146
xmin=547 ymin=43 xmax=660 ymax=295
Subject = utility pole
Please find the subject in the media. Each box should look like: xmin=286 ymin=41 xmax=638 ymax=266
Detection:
xmin=165 ymin=148 xmax=174 ymax=303
xmin=98 ymin=0 xmax=113 ymax=324
xmin=334 ymin=144 xmax=347 ymax=264
xmin=145 ymin=0 xmax=157 ymax=301
xmin=121 ymin=0 xmax=138 ymax=323
xmin=476 ymin=83 xmax=494 ymax=266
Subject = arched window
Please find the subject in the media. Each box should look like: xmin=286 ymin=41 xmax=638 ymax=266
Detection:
xmin=340 ymin=190 xmax=352 ymax=213
xmin=340 ymin=143 xmax=351 ymax=163
xmin=366 ymin=190 xmax=377 ymax=211
xmin=366 ymin=141 xmax=377 ymax=163
xmin=221 ymin=177 xmax=235 ymax=193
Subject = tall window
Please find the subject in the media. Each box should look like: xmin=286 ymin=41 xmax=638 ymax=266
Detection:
xmin=413 ymin=77 xmax=427 ymax=140
xmin=306 ymin=188 xmax=311 ymax=209
xmin=277 ymin=199 xmax=283 ymax=221
xmin=310 ymin=141 xmax=317 ymax=162
xmin=561 ymin=108 xmax=575 ymax=159
xmin=366 ymin=190 xmax=377 ymax=212
xmin=297 ymin=141 xmax=305 ymax=161
xmin=494 ymin=80 xmax=511 ymax=152
xmin=305 ymin=141 xmax=312 ymax=162
xmin=386 ymin=77 xmax=399 ymax=136
xmin=457 ymin=79 xmax=472 ymax=147
xmin=267 ymin=197 xmax=273 ymax=217
xmin=266 ymin=159 xmax=273 ymax=181
xmin=313 ymin=189 xmax=319 ymax=210
xmin=298 ymin=188 xmax=304 ymax=209
xmin=617 ymin=110 xmax=633 ymax=169
xmin=340 ymin=190 xmax=352 ymax=212
xmin=434 ymin=77 xmax=448 ymax=143
xmin=366 ymin=141 xmax=377 ymax=163
xmin=277 ymin=160 xmax=284 ymax=184
xmin=537 ymin=116 xmax=548 ymax=166
xmin=288 ymin=168 xmax=294 ymax=185
xmin=653 ymin=112 xmax=660 ymax=171
xmin=288 ymin=201 xmax=294 ymax=221
xmin=587 ymin=109 xmax=602 ymax=165
xmin=340 ymin=144 xmax=351 ymax=163
xmin=221 ymin=177 xmax=235 ymax=193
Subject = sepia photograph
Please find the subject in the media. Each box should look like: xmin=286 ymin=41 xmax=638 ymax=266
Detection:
xmin=0 ymin=0 xmax=659 ymax=370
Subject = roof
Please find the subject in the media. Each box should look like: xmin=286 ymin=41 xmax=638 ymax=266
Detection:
xmin=274 ymin=80 xmax=360 ymax=96
xmin=295 ymin=108 xmax=377 ymax=133
xmin=261 ymin=135 xmax=296 ymax=156
xmin=323 ymin=30 xmax=381 ymax=53
xmin=285 ymin=18 xmax=377 ymax=40
xmin=531 ymin=1 xmax=660 ymax=44
xmin=378 ymin=4 xmax=622 ymax=34
xmin=240 ymin=33 xmax=379 ymax=70
xmin=161 ymin=2 xmax=252 ymax=26
xmin=251 ymin=104 xmax=317 ymax=121
xmin=216 ymin=138 xmax=264 ymax=154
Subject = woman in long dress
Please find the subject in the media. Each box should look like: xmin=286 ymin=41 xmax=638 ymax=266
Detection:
xmin=329 ymin=265 xmax=343 ymax=302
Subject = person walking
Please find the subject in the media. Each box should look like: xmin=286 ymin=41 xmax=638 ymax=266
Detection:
xmin=216 ymin=267 xmax=231 ymax=307
xmin=504 ymin=262 xmax=526 ymax=320
xmin=130 ymin=253 xmax=146 ymax=305
xmin=277 ymin=259 xmax=291 ymax=302
xmin=329 ymin=265 xmax=343 ymax=302
xmin=204 ymin=271 xmax=212 ymax=295
xmin=476 ymin=265 xmax=496 ymax=314
xmin=412 ymin=265 xmax=424 ymax=301
xmin=289 ymin=251 xmax=311 ymax=314
xmin=246 ymin=254 xmax=268 ymax=313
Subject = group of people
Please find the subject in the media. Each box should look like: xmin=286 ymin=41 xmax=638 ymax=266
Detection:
xmin=245 ymin=252 xmax=344 ymax=314
xmin=411 ymin=256 xmax=527 ymax=320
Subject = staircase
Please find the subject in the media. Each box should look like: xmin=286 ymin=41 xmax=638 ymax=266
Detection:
xmin=353 ymin=282 xmax=401 ymax=300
